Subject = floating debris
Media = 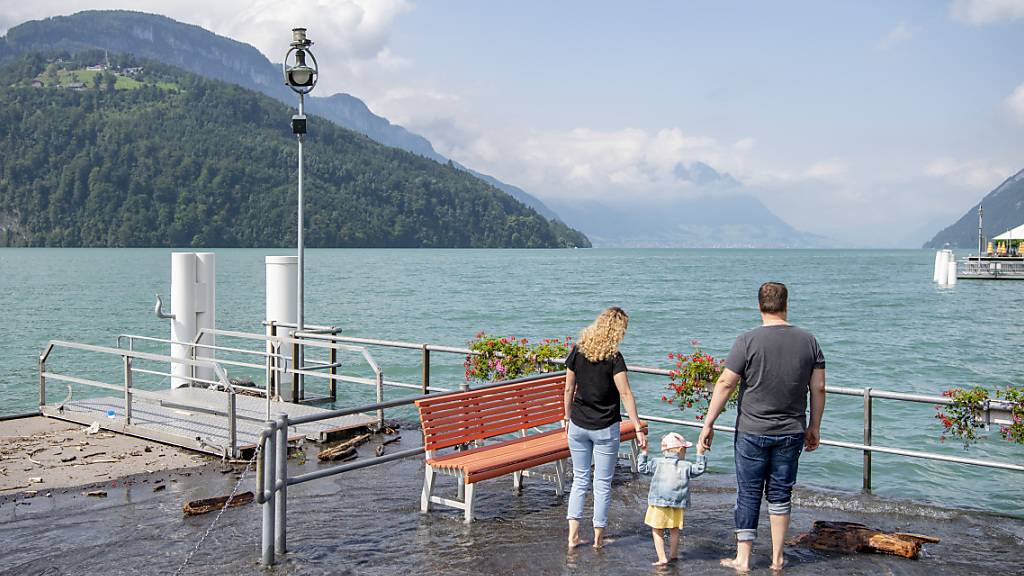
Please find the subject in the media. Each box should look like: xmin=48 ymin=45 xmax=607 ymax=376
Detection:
xmin=84 ymin=490 xmax=107 ymax=498
xmin=790 ymin=521 xmax=940 ymax=559
xmin=183 ymin=491 xmax=254 ymax=516
xmin=318 ymin=433 xmax=370 ymax=462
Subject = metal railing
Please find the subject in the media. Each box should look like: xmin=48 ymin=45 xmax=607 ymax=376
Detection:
xmin=38 ymin=340 xmax=243 ymax=458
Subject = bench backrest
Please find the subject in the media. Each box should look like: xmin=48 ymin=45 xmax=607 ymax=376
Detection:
xmin=415 ymin=374 xmax=566 ymax=452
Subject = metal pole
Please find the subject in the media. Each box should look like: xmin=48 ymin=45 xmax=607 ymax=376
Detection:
xmin=123 ymin=356 xmax=133 ymax=425
xmin=296 ymin=92 xmax=305 ymax=403
xmin=275 ymin=413 xmax=288 ymax=554
xmin=421 ymin=347 xmax=430 ymax=394
xmin=228 ymin=392 xmax=238 ymax=458
xmin=329 ymin=345 xmax=338 ymax=402
xmin=863 ymin=387 xmax=872 ymax=492
xmin=261 ymin=423 xmax=277 ymax=566
xmin=38 ymin=356 xmax=46 ymax=408
xmin=376 ymin=370 xmax=385 ymax=428
xmin=292 ymin=340 xmax=300 ymax=403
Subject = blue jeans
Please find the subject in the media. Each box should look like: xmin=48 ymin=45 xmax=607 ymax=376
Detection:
xmin=734 ymin=431 xmax=804 ymax=542
xmin=566 ymin=421 xmax=620 ymax=528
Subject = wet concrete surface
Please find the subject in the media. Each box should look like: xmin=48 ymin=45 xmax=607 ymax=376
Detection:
xmin=1 ymin=424 xmax=1022 ymax=575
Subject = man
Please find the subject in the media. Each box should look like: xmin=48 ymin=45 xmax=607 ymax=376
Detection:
xmin=698 ymin=282 xmax=826 ymax=572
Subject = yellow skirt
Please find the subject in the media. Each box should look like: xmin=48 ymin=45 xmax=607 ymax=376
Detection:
xmin=644 ymin=505 xmax=685 ymax=529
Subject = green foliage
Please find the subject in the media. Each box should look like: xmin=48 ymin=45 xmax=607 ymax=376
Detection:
xmin=464 ymin=334 xmax=571 ymax=383
xmin=662 ymin=340 xmax=734 ymax=421
xmin=0 ymin=52 xmax=588 ymax=248
xmin=996 ymin=386 xmax=1024 ymax=444
xmin=935 ymin=387 xmax=990 ymax=448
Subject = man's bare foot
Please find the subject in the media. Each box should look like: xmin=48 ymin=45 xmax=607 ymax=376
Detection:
xmin=720 ymin=558 xmax=750 ymax=573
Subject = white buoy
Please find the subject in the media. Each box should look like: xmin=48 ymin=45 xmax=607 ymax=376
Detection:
xmin=933 ymin=250 xmax=944 ymax=282
xmin=266 ymin=256 xmax=298 ymax=399
xmin=935 ymin=250 xmax=949 ymax=284
xmin=946 ymin=260 xmax=957 ymax=286
xmin=170 ymin=252 xmax=216 ymax=388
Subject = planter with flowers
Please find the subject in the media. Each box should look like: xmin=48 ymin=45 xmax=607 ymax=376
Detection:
xmin=934 ymin=385 xmax=1024 ymax=448
xmin=464 ymin=333 xmax=572 ymax=383
xmin=661 ymin=340 xmax=735 ymax=421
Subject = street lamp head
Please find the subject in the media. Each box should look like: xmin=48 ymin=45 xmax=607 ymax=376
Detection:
xmin=283 ymin=28 xmax=318 ymax=94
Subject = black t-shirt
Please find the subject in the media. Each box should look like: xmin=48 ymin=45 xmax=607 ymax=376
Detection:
xmin=566 ymin=345 xmax=627 ymax=430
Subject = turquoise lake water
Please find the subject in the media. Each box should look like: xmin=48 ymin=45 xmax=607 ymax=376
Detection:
xmin=1 ymin=248 xmax=1021 ymax=516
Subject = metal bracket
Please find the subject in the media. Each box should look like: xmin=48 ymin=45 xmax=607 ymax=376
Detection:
xmin=154 ymin=293 xmax=175 ymax=320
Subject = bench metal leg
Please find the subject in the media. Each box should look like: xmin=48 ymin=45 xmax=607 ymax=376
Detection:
xmin=463 ymin=483 xmax=475 ymax=523
xmin=421 ymin=464 xmax=436 ymax=513
xmin=554 ymin=459 xmax=566 ymax=497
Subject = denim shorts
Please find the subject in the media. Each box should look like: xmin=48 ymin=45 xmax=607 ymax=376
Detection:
xmin=733 ymin=431 xmax=804 ymax=541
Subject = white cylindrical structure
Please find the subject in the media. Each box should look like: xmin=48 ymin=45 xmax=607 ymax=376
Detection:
xmin=935 ymin=251 xmax=949 ymax=285
xmin=946 ymin=260 xmax=957 ymax=286
xmin=933 ymin=250 xmax=944 ymax=282
xmin=170 ymin=252 xmax=216 ymax=388
xmin=266 ymin=256 xmax=297 ymax=399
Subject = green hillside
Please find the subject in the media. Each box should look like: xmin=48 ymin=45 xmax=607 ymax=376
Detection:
xmin=924 ymin=168 xmax=1024 ymax=249
xmin=0 ymin=52 xmax=589 ymax=248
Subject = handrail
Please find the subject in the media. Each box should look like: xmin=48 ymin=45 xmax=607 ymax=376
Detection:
xmin=39 ymin=340 xmax=240 ymax=458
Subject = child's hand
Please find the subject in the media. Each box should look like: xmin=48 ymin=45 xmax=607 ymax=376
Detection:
xmin=696 ymin=444 xmax=706 ymax=456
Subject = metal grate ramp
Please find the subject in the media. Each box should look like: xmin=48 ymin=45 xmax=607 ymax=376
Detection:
xmin=41 ymin=387 xmax=376 ymax=457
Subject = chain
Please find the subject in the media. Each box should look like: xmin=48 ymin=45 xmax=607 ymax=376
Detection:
xmin=172 ymin=447 xmax=259 ymax=576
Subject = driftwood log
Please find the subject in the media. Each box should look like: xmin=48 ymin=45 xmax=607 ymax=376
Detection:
xmin=789 ymin=521 xmax=939 ymax=559
xmin=183 ymin=491 xmax=254 ymax=516
xmin=318 ymin=433 xmax=371 ymax=462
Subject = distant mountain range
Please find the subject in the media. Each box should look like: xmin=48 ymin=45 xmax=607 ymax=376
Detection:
xmin=924 ymin=168 xmax=1024 ymax=249
xmin=0 ymin=10 xmax=827 ymax=248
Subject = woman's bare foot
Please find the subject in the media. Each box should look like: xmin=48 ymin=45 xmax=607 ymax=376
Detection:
xmin=567 ymin=537 xmax=588 ymax=549
xmin=770 ymin=559 xmax=786 ymax=571
xmin=720 ymin=558 xmax=750 ymax=573
xmin=592 ymin=536 xmax=615 ymax=549
xmin=652 ymin=559 xmax=669 ymax=566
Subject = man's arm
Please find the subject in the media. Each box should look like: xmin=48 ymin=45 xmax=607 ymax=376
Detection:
xmin=698 ymin=368 xmax=741 ymax=451
xmin=805 ymin=368 xmax=826 ymax=451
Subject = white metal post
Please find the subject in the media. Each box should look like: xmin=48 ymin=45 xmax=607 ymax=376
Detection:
xmin=296 ymin=92 xmax=305 ymax=399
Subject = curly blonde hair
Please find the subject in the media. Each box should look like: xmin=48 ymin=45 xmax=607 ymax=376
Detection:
xmin=578 ymin=307 xmax=629 ymax=362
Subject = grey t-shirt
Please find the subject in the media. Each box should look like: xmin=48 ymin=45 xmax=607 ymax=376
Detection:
xmin=724 ymin=324 xmax=825 ymax=435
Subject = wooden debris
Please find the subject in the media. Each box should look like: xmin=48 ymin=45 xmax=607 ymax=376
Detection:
xmin=789 ymin=521 xmax=939 ymax=559
xmin=183 ymin=491 xmax=254 ymax=516
xmin=84 ymin=490 xmax=107 ymax=497
xmin=318 ymin=433 xmax=371 ymax=462
xmin=153 ymin=484 xmax=166 ymax=493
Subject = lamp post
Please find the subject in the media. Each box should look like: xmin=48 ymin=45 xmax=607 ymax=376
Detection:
xmin=283 ymin=27 xmax=318 ymax=399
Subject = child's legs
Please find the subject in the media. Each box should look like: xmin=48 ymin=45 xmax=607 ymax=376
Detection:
xmin=651 ymin=528 xmax=667 ymax=563
xmin=668 ymin=528 xmax=680 ymax=558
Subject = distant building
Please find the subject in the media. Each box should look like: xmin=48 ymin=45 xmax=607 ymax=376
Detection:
xmin=30 ymin=80 xmax=43 ymax=88
xmin=65 ymin=81 xmax=86 ymax=91
xmin=122 ymin=67 xmax=144 ymax=76
xmin=86 ymin=64 xmax=107 ymax=71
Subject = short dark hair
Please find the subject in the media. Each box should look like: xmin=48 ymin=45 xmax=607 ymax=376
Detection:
xmin=758 ymin=282 xmax=788 ymax=314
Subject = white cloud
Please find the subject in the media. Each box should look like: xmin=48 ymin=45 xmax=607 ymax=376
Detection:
xmin=876 ymin=23 xmax=918 ymax=50
xmin=925 ymin=157 xmax=1012 ymax=190
xmin=950 ymin=0 xmax=1024 ymax=24
xmin=1006 ymin=83 xmax=1024 ymax=126
xmin=733 ymin=138 xmax=756 ymax=152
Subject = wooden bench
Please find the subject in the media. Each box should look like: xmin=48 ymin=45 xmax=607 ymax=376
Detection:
xmin=415 ymin=373 xmax=646 ymax=523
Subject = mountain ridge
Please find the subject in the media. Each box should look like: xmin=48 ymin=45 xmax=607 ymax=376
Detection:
xmin=924 ymin=168 xmax=1024 ymax=249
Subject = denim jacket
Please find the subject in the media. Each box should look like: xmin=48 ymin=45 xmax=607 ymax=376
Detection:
xmin=637 ymin=452 xmax=707 ymax=508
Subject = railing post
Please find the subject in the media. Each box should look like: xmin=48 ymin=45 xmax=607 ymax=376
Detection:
xmin=329 ymin=345 xmax=338 ymax=402
xmin=228 ymin=391 xmax=238 ymax=458
xmin=38 ymin=356 xmax=46 ymax=408
xmin=376 ymin=370 xmax=385 ymax=428
xmin=123 ymin=356 xmax=133 ymax=425
xmin=291 ymin=339 xmax=300 ymax=403
xmin=275 ymin=413 xmax=288 ymax=554
xmin=421 ymin=346 xmax=430 ymax=394
xmin=261 ymin=423 xmax=277 ymax=566
xmin=863 ymin=387 xmax=872 ymax=493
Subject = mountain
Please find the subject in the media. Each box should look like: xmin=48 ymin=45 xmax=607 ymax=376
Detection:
xmin=924 ymin=168 xmax=1024 ymax=249
xmin=0 ymin=10 xmax=566 ymax=231
xmin=550 ymin=193 xmax=830 ymax=248
xmin=0 ymin=52 xmax=588 ymax=248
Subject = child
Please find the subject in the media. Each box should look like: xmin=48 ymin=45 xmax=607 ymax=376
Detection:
xmin=637 ymin=431 xmax=706 ymax=566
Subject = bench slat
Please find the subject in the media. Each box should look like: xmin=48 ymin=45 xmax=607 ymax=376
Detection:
xmin=416 ymin=380 xmax=565 ymax=418
xmin=416 ymin=374 xmax=566 ymax=410
xmin=424 ymin=407 xmax=564 ymax=450
xmin=424 ymin=399 xmax=562 ymax=437
xmin=420 ymin=385 xmax=564 ymax=429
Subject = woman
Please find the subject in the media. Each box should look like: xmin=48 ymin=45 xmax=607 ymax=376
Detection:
xmin=564 ymin=306 xmax=647 ymax=549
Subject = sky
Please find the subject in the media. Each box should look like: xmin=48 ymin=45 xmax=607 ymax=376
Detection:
xmin=2 ymin=0 xmax=1023 ymax=246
